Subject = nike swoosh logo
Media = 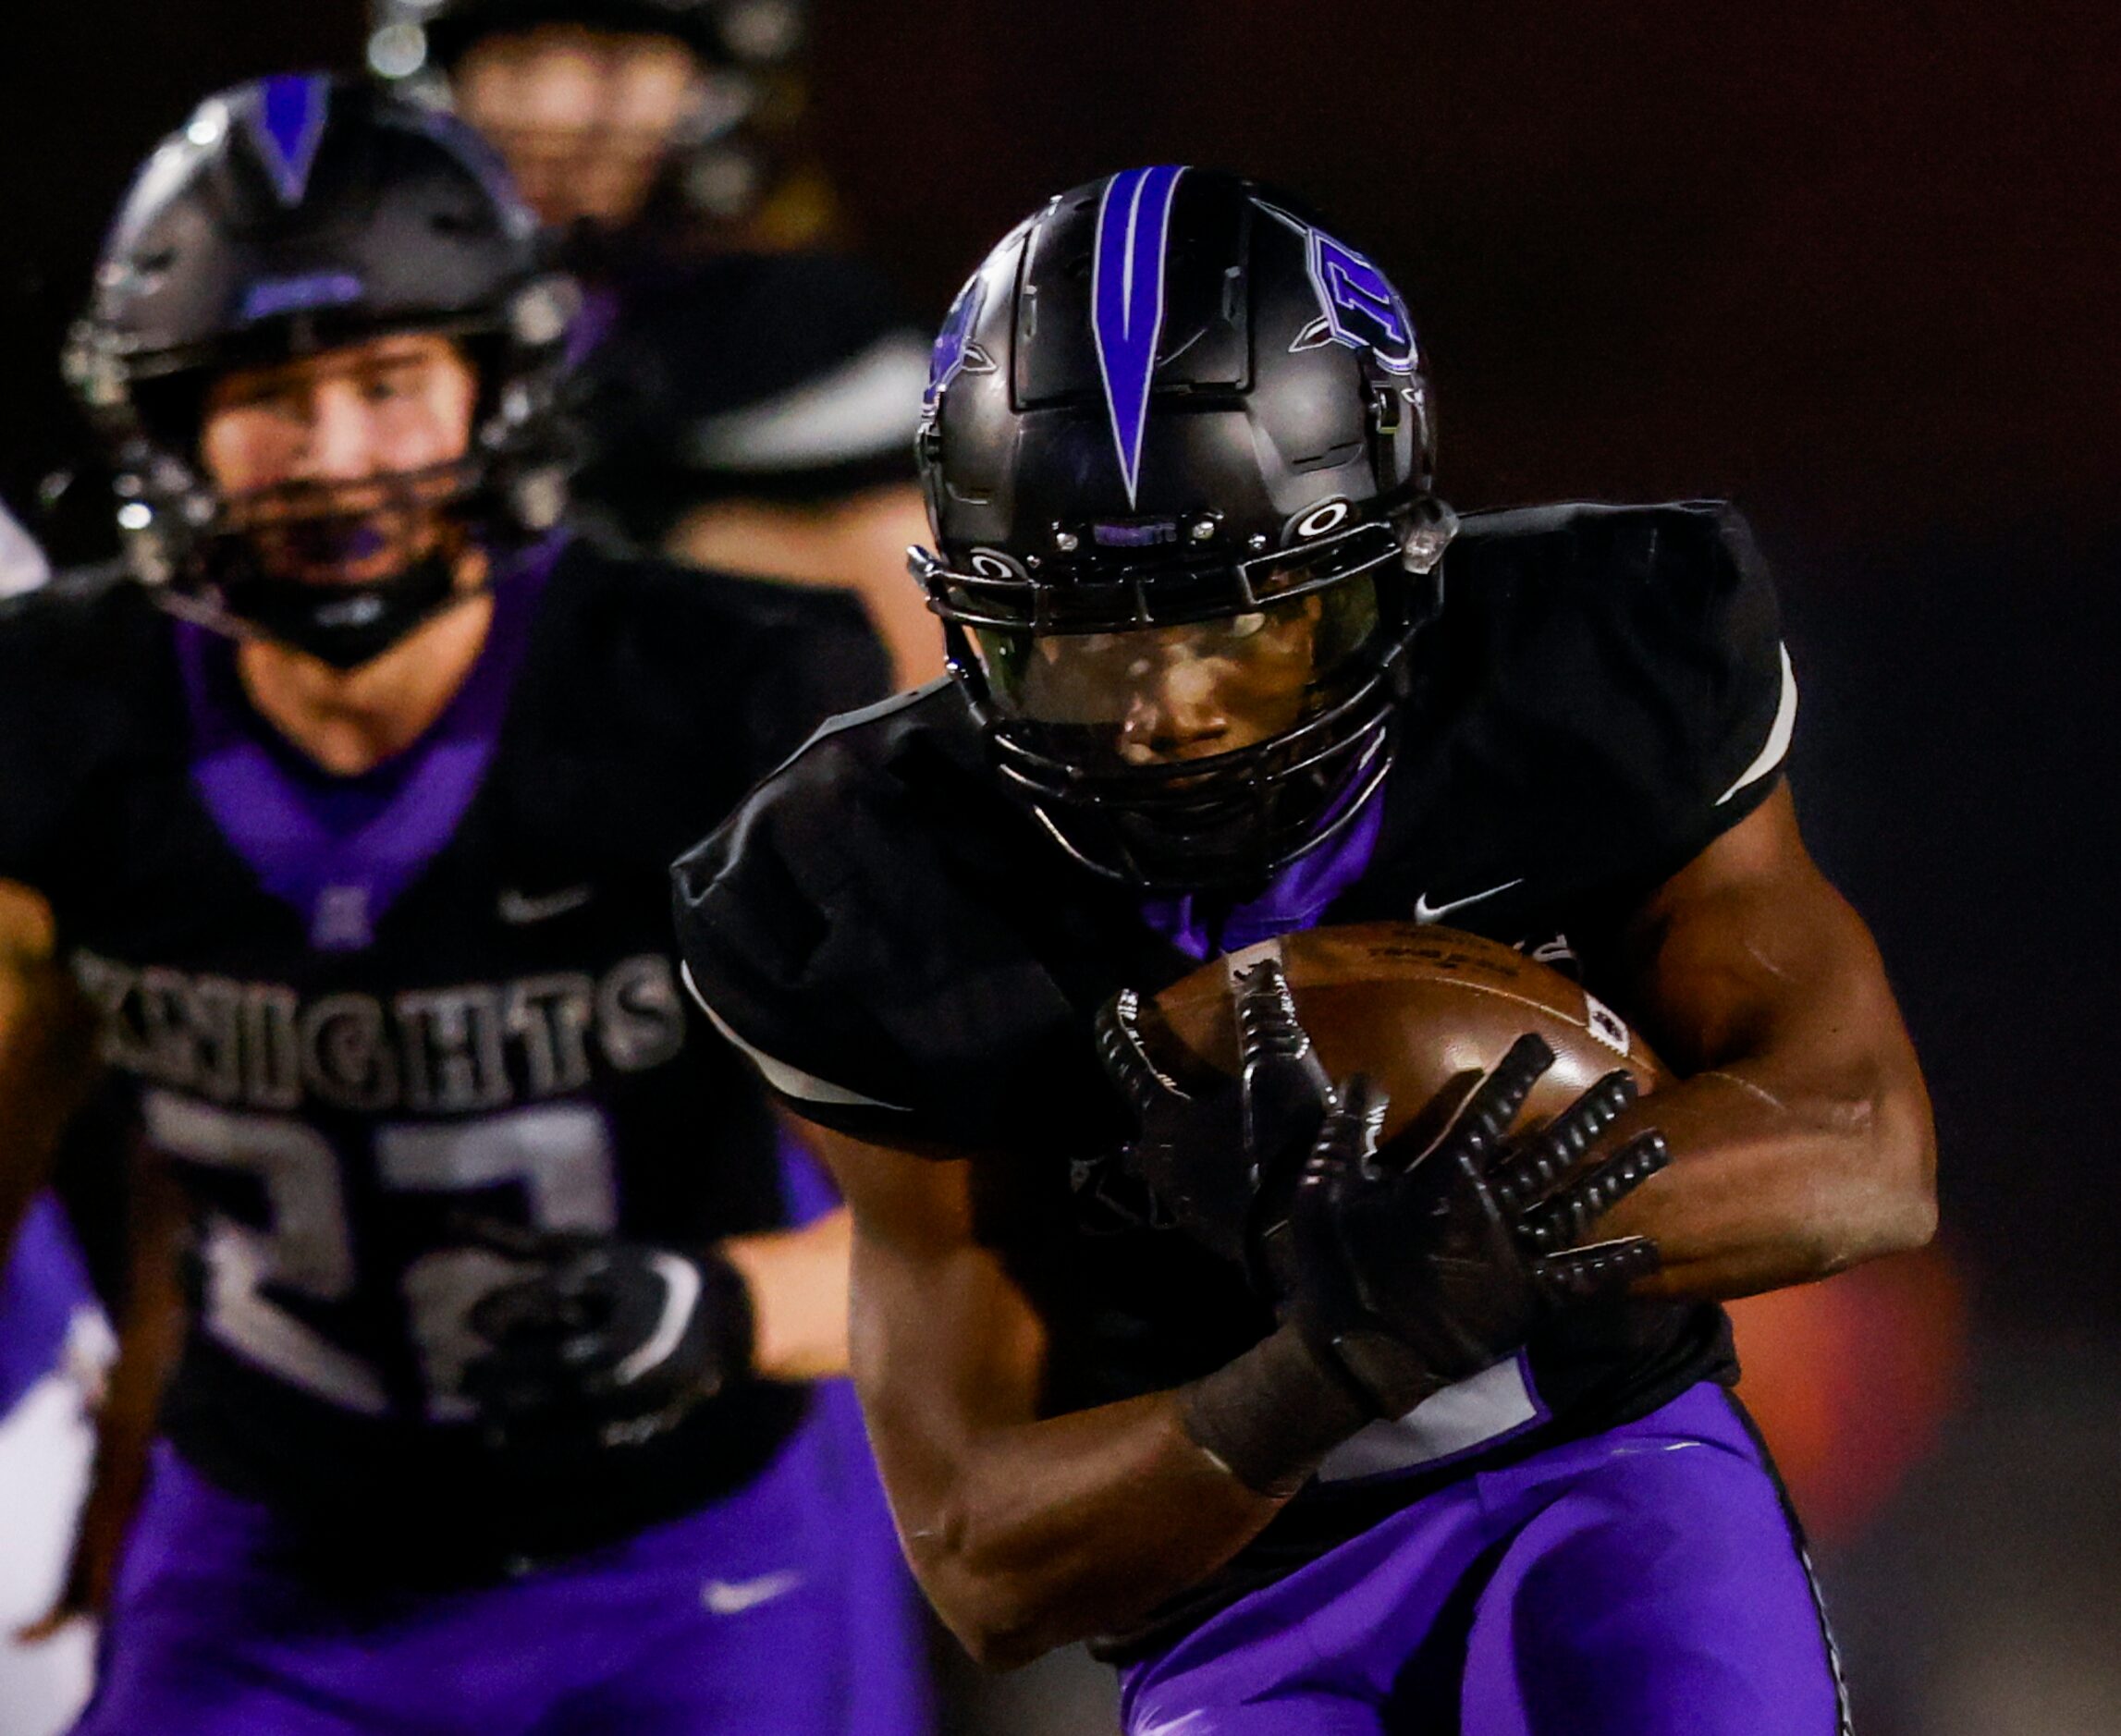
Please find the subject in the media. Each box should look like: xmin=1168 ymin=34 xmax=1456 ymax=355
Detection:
xmin=1412 ymin=878 xmax=1525 ymax=925
xmin=702 ymin=1570 xmax=805 ymax=1615
xmin=497 ymin=886 xmax=595 ymax=925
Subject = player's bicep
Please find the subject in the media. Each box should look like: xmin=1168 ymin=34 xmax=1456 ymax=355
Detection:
xmin=1617 ymin=783 xmax=1909 ymax=1077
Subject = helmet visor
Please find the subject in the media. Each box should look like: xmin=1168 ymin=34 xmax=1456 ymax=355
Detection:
xmin=972 ymin=576 xmax=1381 ymax=767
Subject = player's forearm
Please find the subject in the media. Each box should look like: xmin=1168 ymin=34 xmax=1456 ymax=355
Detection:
xmin=1595 ymin=1051 xmax=1933 ymax=1298
xmin=35 ymin=1162 xmax=190 ymax=1632
xmin=889 ymin=1376 xmax=1295 ymax=1668
xmin=719 ymin=1207 xmax=852 ymax=1381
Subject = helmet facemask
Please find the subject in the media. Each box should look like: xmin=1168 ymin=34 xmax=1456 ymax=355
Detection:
xmin=917 ymin=517 xmax=1444 ymax=892
xmin=171 ymin=455 xmax=486 ymax=670
xmin=95 ymin=315 xmax=567 ymax=670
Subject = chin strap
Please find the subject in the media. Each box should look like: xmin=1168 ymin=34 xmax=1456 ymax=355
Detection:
xmin=211 ymin=550 xmax=466 ymax=669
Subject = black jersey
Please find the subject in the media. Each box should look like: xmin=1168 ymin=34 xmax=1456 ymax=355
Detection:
xmin=0 ymin=535 xmax=888 ymax=1579
xmin=672 ymin=500 xmax=1795 ymax=1643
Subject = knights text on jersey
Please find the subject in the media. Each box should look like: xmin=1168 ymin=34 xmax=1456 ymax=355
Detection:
xmin=0 ymin=538 xmax=889 ymax=1575
xmin=671 ymin=499 xmax=1792 ymax=1638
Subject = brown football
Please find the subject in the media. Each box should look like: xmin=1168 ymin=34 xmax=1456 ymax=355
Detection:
xmin=1141 ymin=923 xmax=1669 ymax=1141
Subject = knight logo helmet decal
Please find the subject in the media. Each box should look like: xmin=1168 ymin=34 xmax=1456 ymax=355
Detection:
xmin=1262 ymin=202 xmax=1420 ymax=374
xmin=1092 ymin=165 xmax=1186 ymax=506
xmin=245 ymin=74 xmax=335 ymax=207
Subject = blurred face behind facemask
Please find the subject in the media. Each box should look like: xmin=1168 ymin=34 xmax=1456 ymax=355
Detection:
xmin=454 ymin=24 xmax=709 ymax=231
xmin=198 ymin=331 xmax=481 ymax=589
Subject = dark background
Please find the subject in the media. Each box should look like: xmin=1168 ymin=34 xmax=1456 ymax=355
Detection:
xmin=0 ymin=6 xmax=2115 ymax=1726
xmin=4 ymin=0 xmax=2111 ymax=1336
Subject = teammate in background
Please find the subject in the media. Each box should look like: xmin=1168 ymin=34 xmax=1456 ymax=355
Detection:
xmin=0 ymin=77 xmax=926 ymax=1733
xmin=0 ymin=508 xmax=109 ymax=1736
xmin=674 ymin=169 xmax=1937 ymax=1733
xmin=369 ymin=0 xmax=945 ymax=686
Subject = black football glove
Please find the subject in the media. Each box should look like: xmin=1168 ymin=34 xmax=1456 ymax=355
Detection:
xmin=1095 ymin=958 xmax=1336 ymax=1269
xmin=1099 ymin=958 xmax=1671 ymax=1420
xmin=458 ymin=1224 xmax=755 ymax=1452
xmin=1261 ymin=1033 xmax=1670 ymax=1419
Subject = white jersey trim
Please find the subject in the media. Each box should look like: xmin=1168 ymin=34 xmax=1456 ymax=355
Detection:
xmin=1716 ymin=642 xmax=1798 ymax=806
xmin=681 ymin=962 xmax=910 ymax=1112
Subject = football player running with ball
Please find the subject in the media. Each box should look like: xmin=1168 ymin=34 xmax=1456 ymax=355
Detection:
xmin=0 ymin=77 xmax=926 ymax=1733
xmin=674 ymin=168 xmax=1936 ymax=1734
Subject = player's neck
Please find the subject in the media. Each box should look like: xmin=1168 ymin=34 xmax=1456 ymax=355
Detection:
xmin=236 ymin=593 xmax=497 ymax=777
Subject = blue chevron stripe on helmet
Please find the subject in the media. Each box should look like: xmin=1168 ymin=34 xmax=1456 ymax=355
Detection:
xmin=248 ymin=74 xmax=334 ymax=206
xmin=1091 ymin=165 xmax=1186 ymax=506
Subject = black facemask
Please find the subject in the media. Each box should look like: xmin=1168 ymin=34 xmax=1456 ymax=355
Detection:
xmin=172 ymin=461 xmax=489 ymax=669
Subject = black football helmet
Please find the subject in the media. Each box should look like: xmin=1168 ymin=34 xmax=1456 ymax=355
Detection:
xmin=369 ymin=0 xmax=810 ymax=228
xmin=913 ymin=167 xmax=1456 ymax=892
xmin=67 ymin=74 xmax=577 ymax=668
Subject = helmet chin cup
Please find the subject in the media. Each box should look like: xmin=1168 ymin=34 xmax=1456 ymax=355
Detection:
xmin=214 ymin=554 xmax=466 ymax=670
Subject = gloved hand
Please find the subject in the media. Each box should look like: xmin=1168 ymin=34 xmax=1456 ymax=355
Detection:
xmin=1095 ymin=957 xmax=1335 ymax=1269
xmin=459 ymin=1225 xmax=755 ymax=1451
xmin=1262 ymin=1031 xmax=1669 ymax=1418
xmin=1101 ymin=955 xmax=1670 ymax=1423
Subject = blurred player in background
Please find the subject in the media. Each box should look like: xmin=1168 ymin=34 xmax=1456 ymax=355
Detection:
xmin=0 ymin=503 xmax=53 ymax=598
xmin=0 ymin=76 xmax=926 ymax=1733
xmin=368 ymin=0 xmax=944 ymax=685
xmin=674 ymin=168 xmax=1938 ymax=1733
xmin=0 ymin=508 xmax=108 ymax=1736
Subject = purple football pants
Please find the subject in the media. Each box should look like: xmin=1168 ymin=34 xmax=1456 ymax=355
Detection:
xmin=72 ymin=1390 xmax=931 ymax=1736
xmin=1119 ymin=1382 xmax=1847 ymax=1736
